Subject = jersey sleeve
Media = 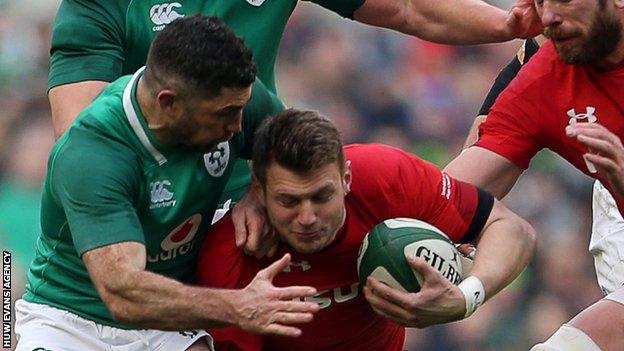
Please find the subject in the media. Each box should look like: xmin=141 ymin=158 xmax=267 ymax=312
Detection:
xmin=474 ymin=55 xmax=547 ymax=170
xmin=349 ymin=145 xmax=493 ymax=243
xmin=49 ymin=126 xmax=143 ymax=255
xmin=308 ymin=0 xmax=366 ymax=18
xmin=48 ymin=0 xmax=126 ymax=89
xmin=396 ymin=152 xmax=493 ymax=243
xmin=196 ymin=213 xmax=264 ymax=351
xmin=235 ymin=78 xmax=285 ymax=159
xmin=478 ymin=38 xmax=540 ymax=115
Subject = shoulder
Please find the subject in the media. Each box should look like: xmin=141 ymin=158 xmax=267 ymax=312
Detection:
xmin=346 ymin=143 xmax=437 ymax=202
xmin=52 ymin=0 xmax=128 ymax=31
xmin=346 ymin=143 xmax=430 ymax=177
xmin=245 ymin=78 xmax=284 ymax=116
xmin=507 ymin=41 xmax=562 ymax=94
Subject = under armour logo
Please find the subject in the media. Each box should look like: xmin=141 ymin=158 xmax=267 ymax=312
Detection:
xmin=567 ymin=106 xmax=598 ymax=125
xmin=284 ymin=260 xmax=312 ymax=272
xmin=150 ymin=3 xmax=184 ymax=30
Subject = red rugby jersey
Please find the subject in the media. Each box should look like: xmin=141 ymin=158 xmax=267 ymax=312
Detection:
xmin=197 ymin=143 xmax=493 ymax=351
xmin=476 ymin=40 xmax=624 ymax=212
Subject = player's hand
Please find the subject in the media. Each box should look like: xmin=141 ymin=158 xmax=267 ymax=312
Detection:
xmin=233 ymin=254 xmax=320 ymax=337
xmin=363 ymin=256 xmax=465 ymax=328
xmin=232 ymin=186 xmax=279 ymax=258
xmin=567 ymin=123 xmax=624 ymax=198
xmin=505 ymin=0 xmax=543 ymax=39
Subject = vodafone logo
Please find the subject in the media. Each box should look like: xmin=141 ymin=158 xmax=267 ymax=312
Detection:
xmin=161 ymin=214 xmax=202 ymax=251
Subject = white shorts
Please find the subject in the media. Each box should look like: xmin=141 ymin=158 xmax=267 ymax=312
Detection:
xmin=15 ymin=299 xmax=213 ymax=351
xmin=590 ymin=180 xmax=624 ymax=297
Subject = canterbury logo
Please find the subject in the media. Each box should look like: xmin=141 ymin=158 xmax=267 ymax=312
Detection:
xmin=246 ymin=0 xmax=267 ymax=6
xmin=150 ymin=180 xmax=176 ymax=209
xmin=150 ymin=3 xmax=184 ymax=28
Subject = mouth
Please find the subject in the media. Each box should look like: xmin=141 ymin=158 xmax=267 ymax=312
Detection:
xmin=552 ymin=35 xmax=577 ymax=44
xmin=293 ymin=230 xmax=325 ymax=242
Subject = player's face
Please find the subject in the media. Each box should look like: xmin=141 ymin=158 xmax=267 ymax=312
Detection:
xmin=537 ymin=0 xmax=622 ymax=66
xmin=169 ymin=86 xmax=252 ymax=153
xmin=261 ymin=161 xmax=351 ymax=254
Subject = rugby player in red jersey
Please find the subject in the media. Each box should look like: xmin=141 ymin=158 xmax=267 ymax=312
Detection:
xmin=196 ymin=109 xmax=536 ymax=350
xmin=370 ymin=0 xmax=624 ymax=349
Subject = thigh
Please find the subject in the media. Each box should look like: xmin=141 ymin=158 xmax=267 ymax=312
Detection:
xmin=569 ymin=297 xmax=624 ymax=351
xmin=15 ymin=300 xmax=103 ymax=351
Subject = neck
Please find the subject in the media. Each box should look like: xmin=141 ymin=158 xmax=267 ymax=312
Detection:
xmin=136 ymin=77 xmax=158 ymax=126
xmin=596 ymin=43 xmax=624 ymax=70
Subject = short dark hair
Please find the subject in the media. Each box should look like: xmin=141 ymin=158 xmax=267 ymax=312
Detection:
xmin=252 ymin=109 xmax=345 ymax=185
xmin=145 ymin=15 xmax=257 ymax=97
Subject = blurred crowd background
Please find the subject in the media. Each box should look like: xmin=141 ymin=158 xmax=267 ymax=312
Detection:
xmin=0 ymin=1 xmax=603 ymax=350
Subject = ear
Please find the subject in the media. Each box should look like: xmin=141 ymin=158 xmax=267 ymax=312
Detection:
xmin=251 ymin=173 xmax=266 ymax=206
xmin=156 ymin=88 xmax=183 ymax=121
xmin=342 ymin=160 xmax=352 ymax=194
xmin=616 ymin=0 xmax=624 ymax=8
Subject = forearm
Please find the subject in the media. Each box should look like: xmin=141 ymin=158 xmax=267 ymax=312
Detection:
xmin=355 ymin=0 xmax=510 ymax=44
xmin=101 ymin=269 xmax=238 ymax=330
xmin=470 ymin=213 xmax=536 ymax=299
xmin=407 ymin=0 xmax=511 ymax=44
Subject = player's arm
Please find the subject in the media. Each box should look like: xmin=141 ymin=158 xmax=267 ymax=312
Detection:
xmin=47 ymin=0 xmax=126 ymax=138
xmin=350 ymin=0 xmax=541 ymax=44
xmin=363 ymin=151 xmax=535 ymax=327
xmin=54 ymin=132 xmax=318 ymax=335
xmin=232 ymin=80 xmax=285 ymax=257
xmin=465 ymin=198 xmax=536 ymax=301
xmin=49 ymin=81 xmax=109 ymax=138
xmin=197 ymin=214 xmax=265 ymax=351
xmin=84 ymin=243 xmax=317 ymax=334
xmin=365 ymin=197 xmax=535 ymax=328
xmin=444 ymin=146 xmax=523 ymax=199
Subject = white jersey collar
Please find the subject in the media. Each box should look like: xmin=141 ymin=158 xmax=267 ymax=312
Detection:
xmin=122 ymin=66 xmax=168 ymax=166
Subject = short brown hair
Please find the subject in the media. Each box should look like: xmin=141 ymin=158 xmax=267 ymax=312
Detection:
xmin=252 ymin=109 xmax=344 ymax=185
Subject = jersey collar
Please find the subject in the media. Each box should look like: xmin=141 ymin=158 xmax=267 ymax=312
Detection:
xmin=122 ymin=66 xmax=168 ymax=166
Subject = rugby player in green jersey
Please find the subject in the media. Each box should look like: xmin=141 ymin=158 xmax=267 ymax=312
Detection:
xmin=46 ymin=0 xmax=544 ymax=256
xmin=15 ymin=16 xmax=319 ymax=351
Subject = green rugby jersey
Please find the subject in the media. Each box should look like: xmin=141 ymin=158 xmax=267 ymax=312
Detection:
xmin=48 ymin=0 xmax=365 ymax=211
xmin=24 ymin=68 xmax=284 ymax=328
xmin=48 ymin=0 xmax=366 ymax=93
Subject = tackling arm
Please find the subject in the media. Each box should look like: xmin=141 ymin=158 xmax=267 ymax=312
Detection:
xmin=83 ymin=242 xmax=319 ymax=334
xmin=352 ymin=0 xmax=542 ymax=44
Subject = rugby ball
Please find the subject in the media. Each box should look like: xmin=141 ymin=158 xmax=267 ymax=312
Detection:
xmin=357 ymin=218 xmax=463 ymax=292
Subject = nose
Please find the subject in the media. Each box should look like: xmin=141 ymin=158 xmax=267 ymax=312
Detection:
xmin=296 ymin=201 xmax=317 ymax=227
xmin=540 ymin=1 xmax=562 ymax=27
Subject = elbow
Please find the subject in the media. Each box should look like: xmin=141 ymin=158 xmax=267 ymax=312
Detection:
xmin=519 ymin=219 xmax=538 ymax=260
xmin=99 ymin=289 xmax=146 ymax=326
xmin=104 ymin=296 xmax=139 ymax=325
